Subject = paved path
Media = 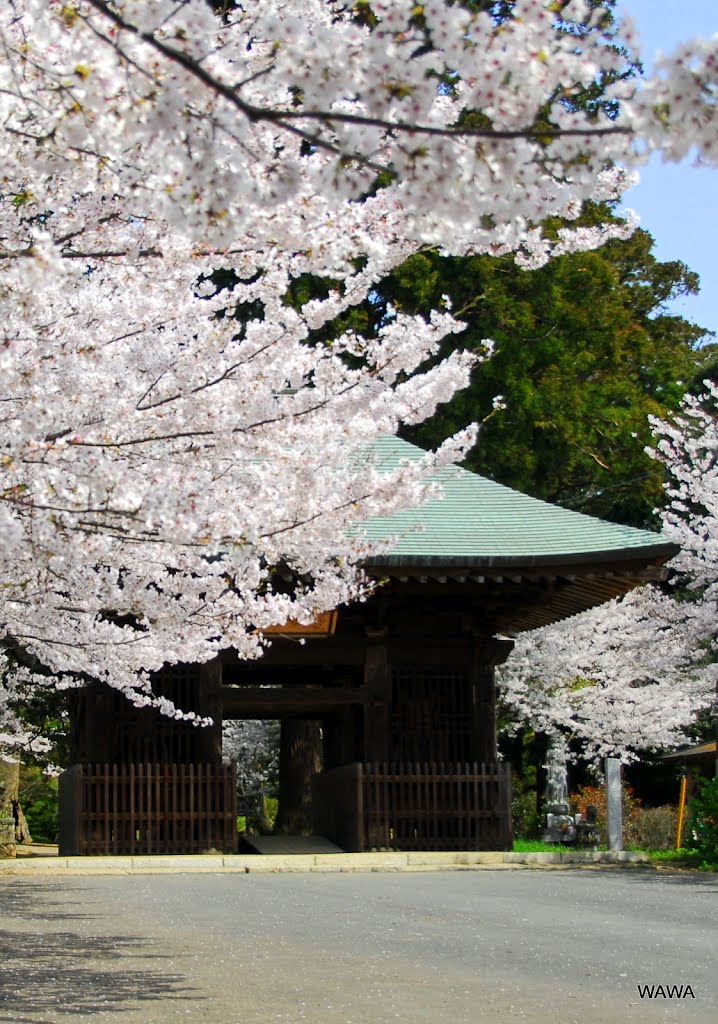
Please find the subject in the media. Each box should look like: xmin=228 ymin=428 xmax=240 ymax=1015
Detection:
xmin=1 ymin=869 xmax=715 ymax=1024
xmin=240 ymin=835 xmax=345 ymax=855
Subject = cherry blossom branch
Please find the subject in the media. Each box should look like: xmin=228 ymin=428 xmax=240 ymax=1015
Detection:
xmin=84 ymin=0 xmax=630 ymax=161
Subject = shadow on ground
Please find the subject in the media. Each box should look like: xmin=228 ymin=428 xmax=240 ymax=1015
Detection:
xmin=572 ymin=866 xmax=718 ymax=891
xmin=0 ymin=881 xmax=199 ymax=1020
xmin=0 ymin=879 xmax=101 ymax=921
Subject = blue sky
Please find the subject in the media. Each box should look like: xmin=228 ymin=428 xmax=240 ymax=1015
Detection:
xmin=615 ymin=1 xmax=717 ymax=339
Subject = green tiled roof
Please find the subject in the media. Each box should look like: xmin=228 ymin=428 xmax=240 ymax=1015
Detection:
xmin=359 ymin=436 xmax=677 ymax=568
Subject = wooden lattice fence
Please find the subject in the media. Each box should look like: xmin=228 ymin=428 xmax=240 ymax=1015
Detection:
xmin=363 ymin=762 xmax=512 ymax=851
xmin=59 ymin=763 xmax=237 ymax=855
xmin=313 ymin=761 xmax=512 ymax=852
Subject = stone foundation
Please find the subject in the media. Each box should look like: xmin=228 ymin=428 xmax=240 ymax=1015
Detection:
xmin=0 ymin=816 xmax=16 ymax=858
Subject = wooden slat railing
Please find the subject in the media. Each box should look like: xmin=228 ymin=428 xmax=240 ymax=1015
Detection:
xmin=59 ymin=763 xmax=237 ymax=855
xmin=312 ymin=762 xmax=512 ymax=853
xmin=362 ymin=762 xmax=512 ymax=852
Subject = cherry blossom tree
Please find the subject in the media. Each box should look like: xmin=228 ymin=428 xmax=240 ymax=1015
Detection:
xmin=651 ymin=381 xmax=718 ymax=769
xmin=1 ymin=0 xmax=718 ymax=738
xmin=498 ymin=586 xmax=716 ymax=763
xmin=499 ymin=384 xmax=718 ymax=764
xmin=223 ymin=719 xmax=279 ymax=797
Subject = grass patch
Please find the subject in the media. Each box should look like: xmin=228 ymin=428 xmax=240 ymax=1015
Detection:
xmin=513 ymin=839 xmax=576 ymax=853
xmin=645 ymin=849 xmax=714 ymax=870
xmin=514 ymin=841 xmax=718 ymax=869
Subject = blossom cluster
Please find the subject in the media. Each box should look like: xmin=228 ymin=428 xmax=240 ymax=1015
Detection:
xmin=498 ymin=587 xmax=716 ymax=763
xmin=650 ymin=381 xmax=718 ymax=591
xmin=223 ymin=720 xmax=279 ymax=796
xmin=3 ymin=1 xmax=716 ymax=268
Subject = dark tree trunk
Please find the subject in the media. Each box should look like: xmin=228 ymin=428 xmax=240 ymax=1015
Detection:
xmin=276 ymin=719 xmax=322 ymax=835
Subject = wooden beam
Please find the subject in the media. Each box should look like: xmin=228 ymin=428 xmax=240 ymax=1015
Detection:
xmin=219 ymin=645 xmax=365 ymax=669
xmin=221 ymin=685 xmax=371 ymax=719
xmin=198 ymin=661 xmax=223 ymax=762
xmin=222 ymin=642 xmax=475 ymax=677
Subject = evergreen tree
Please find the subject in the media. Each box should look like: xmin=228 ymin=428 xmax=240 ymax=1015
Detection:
xmin=384 ymin=207 xmax=710 ymax=527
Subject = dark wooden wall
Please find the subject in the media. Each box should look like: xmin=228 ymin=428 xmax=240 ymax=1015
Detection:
xmin=71 ymin=662 xmax=222 ymax=766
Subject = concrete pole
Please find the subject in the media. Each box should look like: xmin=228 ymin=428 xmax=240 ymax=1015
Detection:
xmin=605 ymin=757 xmax=623 ymax=852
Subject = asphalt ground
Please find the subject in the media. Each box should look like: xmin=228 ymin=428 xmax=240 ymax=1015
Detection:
xmin=0 ymin=868 xmax=715 ymax=1024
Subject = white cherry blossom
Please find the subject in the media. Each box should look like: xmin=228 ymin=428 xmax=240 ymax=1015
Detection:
xmin=1 ymin=1 xmax=717 ymax=739
xmin=500 ymin=385 xmax=718 ymax=763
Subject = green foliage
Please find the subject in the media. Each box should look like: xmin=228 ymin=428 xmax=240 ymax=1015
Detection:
xmin=687 ymin=776 xmax=718 ymax=868
xmin=511 ymin=774 xmax=539 ymax=838
xmin=237 ymin=793 xmax=278 ymax=835
xmin=279 ymin=202 xmax=709 ymax=529
xmin=647 ymin=849 xmax=701 ymax=868
xmin=391 ymin=209 xmax=709 ymax=527
xmin=18 ymin=766 xmax=58 ymax=844
xmin=512 ymin=839 xmax=568 ymax=853
xmin=9 ymin=684 xmax=73 ymax=771
xmin=265 ymin=796 xmax=279 ymax=824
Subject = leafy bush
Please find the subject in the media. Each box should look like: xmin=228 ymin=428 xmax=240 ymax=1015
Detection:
xmin=511 ymin=776 xmax=539 ymax=838
xmin=569 ymin=783 xmax=642 ymax=846
xmin=265 ymin=796 xmax=279 ymax=824
xmin=237 ymin=792 xmax=278 ymax=835
xmin=687 ymin=776 xmax=718 ymax=867
xmin=628 ymin=805 xmax=678 ymax=851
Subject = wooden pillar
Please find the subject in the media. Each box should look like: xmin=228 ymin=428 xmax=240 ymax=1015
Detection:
xmin=363 ymin=629 xmax=391 ymax=764
xmin=198 ymin=660 xmax=223 ymax=763
xmin=472 ymin=638 xmax=514 ymax=764
xmin=70 ymin=682 xmax=116 ymax=763
xmin=275 ymin=718 xmax=322 ymax=835
xmin=321 ymin=673 xmax=360 ymax=771
xmin=323 ymin=708 xmax=357 ymax=770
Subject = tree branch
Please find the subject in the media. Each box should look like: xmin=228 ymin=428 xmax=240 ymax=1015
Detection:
xmin=83 ymin=0 xmax=630 ymax=172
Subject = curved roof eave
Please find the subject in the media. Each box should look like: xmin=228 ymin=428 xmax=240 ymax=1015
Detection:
xmin=364 ymin=543 xmax=679 ymax=573
xmin=355 ymin=436 xmax=678 ymax=570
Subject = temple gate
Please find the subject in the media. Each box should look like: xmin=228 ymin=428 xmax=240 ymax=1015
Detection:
xmin=58 ymin=437 xmax=678 ymax=855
